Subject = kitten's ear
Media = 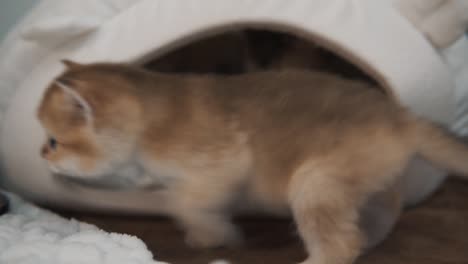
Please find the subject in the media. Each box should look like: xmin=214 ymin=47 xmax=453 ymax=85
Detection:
xmin=55 ymin=80 xmax=93 ymax=122
xmin=61 ymin=59 xmax=82 ymax=70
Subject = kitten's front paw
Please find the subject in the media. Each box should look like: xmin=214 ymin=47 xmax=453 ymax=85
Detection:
xmin=297 ymin=258 xmax=314 ymax=264
xmin=185 ymin=225 xmax=243 ymax=249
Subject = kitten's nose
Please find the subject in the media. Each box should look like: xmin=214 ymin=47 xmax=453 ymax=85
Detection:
xmin=41 ymin=145 xmax=49 ymax=157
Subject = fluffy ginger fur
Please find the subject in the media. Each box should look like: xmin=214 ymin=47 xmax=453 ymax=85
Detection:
xmin=38 ymin=61 xmax=468 ymax=264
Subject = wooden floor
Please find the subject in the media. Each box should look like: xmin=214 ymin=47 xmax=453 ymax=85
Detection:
xmin=59 ymin=179 xmax=468 ymax=264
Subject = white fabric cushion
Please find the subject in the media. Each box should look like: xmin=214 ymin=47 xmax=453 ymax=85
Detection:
xmin=443 ymin=36 xmax=468 ymax=135
xmin=397 ymin=0 xmax=468 ymax=48
xmin=21 ymin=0 xmax=139 ymax=47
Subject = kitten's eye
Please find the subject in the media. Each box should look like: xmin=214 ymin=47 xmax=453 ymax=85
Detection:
xmin=48 ymin=137 xmax=57 ymax=150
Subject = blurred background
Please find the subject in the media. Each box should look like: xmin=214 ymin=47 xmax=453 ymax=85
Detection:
xmin=0 ymin=0 xmax=36 ymax=41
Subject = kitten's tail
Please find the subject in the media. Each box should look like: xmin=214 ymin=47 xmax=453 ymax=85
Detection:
xmin=411 ymin=118 xmax=468 ymax=177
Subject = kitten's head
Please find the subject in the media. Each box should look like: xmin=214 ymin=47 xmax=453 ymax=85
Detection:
xmin=37 ymin=60 xmax=143 ymax=179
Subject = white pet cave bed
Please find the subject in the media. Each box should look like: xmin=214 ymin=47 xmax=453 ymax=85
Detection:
xmin=1 ymin=0 xmax=468 ymax=216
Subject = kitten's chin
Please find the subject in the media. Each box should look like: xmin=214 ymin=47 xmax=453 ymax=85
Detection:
xmin=48 ymin=164 xmax=60 ymax=174
xmin=47 ymin=164 xmax=100 ymax=179
xmin=52 ymin=172 xmax=161 ymax=191
xmin=46 ymin=158 xmax=117 ymax=180
xmin=50 ymin=163 xmax=161 ymax=191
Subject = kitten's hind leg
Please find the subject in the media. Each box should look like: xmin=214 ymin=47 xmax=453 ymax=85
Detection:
xmin=288 ymin=166 xmax=365 ymax=264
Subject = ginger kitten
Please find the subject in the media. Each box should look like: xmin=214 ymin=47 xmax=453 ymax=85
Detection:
xmin=38 ymin=61 xmax=468 ymax=264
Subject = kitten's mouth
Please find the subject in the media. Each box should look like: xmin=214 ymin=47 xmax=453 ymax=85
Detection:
xmin=53 ymin=173 xmax=164 ymax=191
